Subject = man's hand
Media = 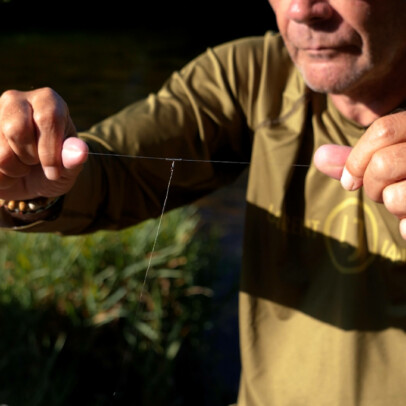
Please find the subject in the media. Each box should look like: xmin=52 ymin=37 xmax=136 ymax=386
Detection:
xmin=314 ymin=110 xmax=406 ymax=239
xmin=0 ymin=88 xmax=88 ymax=201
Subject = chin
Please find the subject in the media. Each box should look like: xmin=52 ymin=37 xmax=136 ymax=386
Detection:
xmin=299 ymin=67 xmax=364 ymax=94
xmin=303 ymin=79 xmax=350 ymax=94
xmin=296 ymin=59 xmax=373 ymax=95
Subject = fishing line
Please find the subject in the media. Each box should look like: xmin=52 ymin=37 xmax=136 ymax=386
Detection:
xmin=88 ymin=149 xmax=309 ymax=299
xmin=87 ymin=151 xmax=311 ymax=167
xmin=139 ymin=160 xmax=175 ymax=302
xmin=88 ymin=152 xmax=310 ymax=302
xmin=87 ymin=150 xmax=309 ymax=303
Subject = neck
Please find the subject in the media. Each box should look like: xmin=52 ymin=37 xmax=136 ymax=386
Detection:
xmin=329 ymin=67 xmax=406 ymax=127
xmin=330 ymin=93 xmax=406 ymax=127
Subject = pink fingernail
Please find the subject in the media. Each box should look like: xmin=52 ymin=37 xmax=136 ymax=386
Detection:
xmin=340 ymin=167 xmax=355 ymax=191
xmin=64 ymin=145 xmax=83 ymax=158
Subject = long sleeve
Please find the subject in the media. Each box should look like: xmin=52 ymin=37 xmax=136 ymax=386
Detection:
xmin=0 ymin=35 xmax=272 ymax=234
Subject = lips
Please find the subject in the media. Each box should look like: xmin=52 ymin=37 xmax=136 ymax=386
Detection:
xmin=289 ymin=31 xmax=362 ymax=55
xmin=305 ymin=45 xmax=345 ymax=50
xmin=287 ymin=27 xmax=362 ymax=53
xmin=302 ymin=44 xmax=360 ymax=56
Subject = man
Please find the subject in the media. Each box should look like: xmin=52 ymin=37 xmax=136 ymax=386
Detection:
xmin=0 ymin=0 xmax=406 ymax=404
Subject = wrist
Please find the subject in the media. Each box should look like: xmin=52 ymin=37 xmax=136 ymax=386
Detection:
xmin=0 ymin=196 xmax=64 ymax=223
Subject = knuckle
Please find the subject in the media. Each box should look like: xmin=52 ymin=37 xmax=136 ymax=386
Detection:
xmin=369 ymin=116 xmax=397 ymax=144
xmin=368 ymin=150 xmax=390 ymax=179
xmin=383 ymin=188 xmax=398 ymax=215
xmin=36 ymin=86 xmax=57 ymax=101
xmin=0 ymin=89 xmax=20 ymax=104
xmin=383 ymin=184 xmax=406 ymax=218
xmin=33 ymin=104 xmax=65 ymax=131
xmin=1 ymin=119 xmax=26 ymax=141
xmin=33 ymin=107 xmax=60 ymax=132
xmin=34 ymin=87 xmax=63 ymax=110
xmin=33 ymin=108 xmax=52 ymax=127
xmin=31 ymin=88 xmax=67 ymax=135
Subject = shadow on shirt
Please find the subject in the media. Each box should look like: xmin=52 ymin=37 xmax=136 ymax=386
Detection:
xmin=240 ymin=202 xmax=406 ymax=332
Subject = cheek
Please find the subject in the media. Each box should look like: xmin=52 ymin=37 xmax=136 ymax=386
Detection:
xmin=281 ymin=38 xmax=298 ymax=64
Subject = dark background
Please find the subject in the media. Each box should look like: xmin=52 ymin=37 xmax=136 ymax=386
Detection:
xmin=0 ymin=0 xmax=277 ymax=41
xmin=0 ymin=0 xmax=278 ymax=131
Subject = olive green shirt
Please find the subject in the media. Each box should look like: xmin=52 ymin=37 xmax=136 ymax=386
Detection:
xmin=4 ymin=32 xmax=406 ymax=405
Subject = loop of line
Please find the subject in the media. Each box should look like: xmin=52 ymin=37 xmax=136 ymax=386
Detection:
xmin=139 ymin=160 xmax=176 ymax=302
xmin=95 ymin=150 xmax=308 ymax=402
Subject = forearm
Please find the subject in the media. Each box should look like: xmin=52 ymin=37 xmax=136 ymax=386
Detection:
xmin=0 ymin=40 xmax=257 ymax=234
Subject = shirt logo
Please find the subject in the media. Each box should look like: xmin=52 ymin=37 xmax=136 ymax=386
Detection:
xmin=323 ymin=197 xmax=378 ymax=274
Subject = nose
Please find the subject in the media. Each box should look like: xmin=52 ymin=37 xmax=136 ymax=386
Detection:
xmin=287 ymin=0 xmax=334 ymax=23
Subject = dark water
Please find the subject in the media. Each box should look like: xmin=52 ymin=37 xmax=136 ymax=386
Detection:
xmin=0 ymin=28 xmax=257 ymax=403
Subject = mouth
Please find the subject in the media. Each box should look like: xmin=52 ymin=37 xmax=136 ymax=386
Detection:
xmin=301 ymin=45 xmax=360 ymax=58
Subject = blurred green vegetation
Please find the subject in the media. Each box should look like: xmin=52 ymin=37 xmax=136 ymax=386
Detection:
xmin=0 ymin=206 xmax=220 ymax=406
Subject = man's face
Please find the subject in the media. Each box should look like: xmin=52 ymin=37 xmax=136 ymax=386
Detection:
xmin=268 ymin=0 xmax=406 ymax=95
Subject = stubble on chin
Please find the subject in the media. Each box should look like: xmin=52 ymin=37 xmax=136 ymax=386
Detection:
xmin=298 ymin=65 xmax=357 ymax=94
xmin=296 ymin=58 xmax=374 ymax=95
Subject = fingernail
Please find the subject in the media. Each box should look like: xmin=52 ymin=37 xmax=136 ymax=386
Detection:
xmin=399 ymin=219 xmax=406 ymax=241
xmin=64 ymin=146 xmax=83 ymax=158
xmin=44 ymin=166 xmax=60 ymax=180
xmin=340 ymin=167 xmax=354 ymax=191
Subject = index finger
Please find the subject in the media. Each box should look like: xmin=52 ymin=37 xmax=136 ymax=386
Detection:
xmin=341 ymin=110 xmax=406 ymax=191
xmin=29 ymin=88 xmax=70 ymax=181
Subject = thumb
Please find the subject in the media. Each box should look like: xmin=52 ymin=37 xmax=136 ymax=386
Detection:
xmin=61 ymin=137 xmax=88 ymax=170
xmin=313 ymin=144 xmax=352 ymax=180
xmin=24 ymin=137 xmax=88 ymax=199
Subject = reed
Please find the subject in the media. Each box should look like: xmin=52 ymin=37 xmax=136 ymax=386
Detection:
xmin=0 ymin=206 xmax=220 ymax=406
